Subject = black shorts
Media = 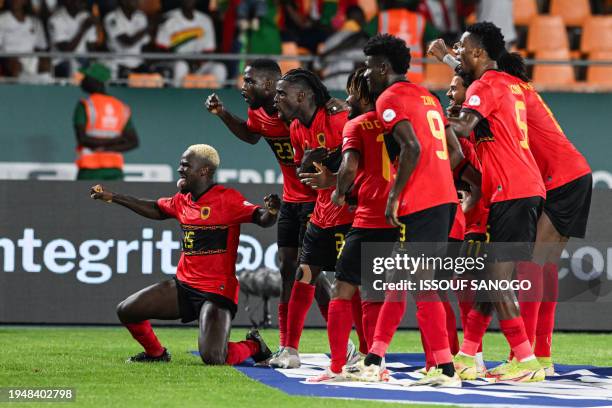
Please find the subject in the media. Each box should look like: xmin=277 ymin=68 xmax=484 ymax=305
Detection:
xmin=277 ymin=201 xmax=315 ymax=248
xmin=398 ymin=203 xmax=456 ymax=244
xmin=174 ymin=277 xmax=237 ymax=323
xmin=544 ymin=173 xmax=592 ymax=238
xmin=487 ymin=196 xmax=543 ymax=262
xmin=299 ymin=222 xmax=351 ymax=270
xmin=335 ymin=227 xmax=400 ymax=286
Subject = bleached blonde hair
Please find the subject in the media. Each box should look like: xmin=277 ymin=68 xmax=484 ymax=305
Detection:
xmin=187 ymin=144 xmax=220 ymax=169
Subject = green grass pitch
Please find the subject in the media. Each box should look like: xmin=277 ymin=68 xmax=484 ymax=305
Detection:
xmin=1 ymin=327 xmax=611 ymax=408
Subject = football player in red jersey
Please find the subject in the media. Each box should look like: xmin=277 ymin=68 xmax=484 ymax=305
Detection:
xmin=300 ymin=67 xmax=401 ymax=382
xmin=448 ymin=22 xmax=546 ymax=382
xmin=204 ymin=60 xmax=336 ymax=356
xmin=494 ymin=52 xmax=592 ymax=376
xmin=269 ymin=68 xmax=365 ymax=369
xmin=447 ymin=70 xmax=488 ymax=375
xmin=345 ymin=34 xmax=462 ymax=386
xmin=90 ymin=144 xmax=280 ymax=365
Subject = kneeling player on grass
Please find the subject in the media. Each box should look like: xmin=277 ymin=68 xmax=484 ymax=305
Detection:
xmin=89 ymin=144 xmax=279 ymax=365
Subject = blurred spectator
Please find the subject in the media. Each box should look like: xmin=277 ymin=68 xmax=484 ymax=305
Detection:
xmin=104 ymin=0 xmax=154 ymax=78
xmin=246 ymin=0 xmax=281 ymax=55
xmin=237 ymin=0 xmax=266 ymax=31
xmin=418 ymin=0 xmax=463 ymax=44
xmin=0 ymin=0 xmax=51 ymax=80
xmin=48 ymin=0 xmax=98 ymax=77
xmin=74 ymin=63 xmax=139 ymax=180
xmin=476 ymin=0 xmax=516 ymax=48
xmin=279 ymin=0 xmax=330 ymax=53
xmin=378 ymin=0 xmax=427 ymax=83
xmin=314 ymin=5 xmax=369 ymax=90
xmin=155 ymin=0 xmax=227 ymax=86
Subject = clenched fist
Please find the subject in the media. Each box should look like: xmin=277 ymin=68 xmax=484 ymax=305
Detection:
xmin=205 ymin=93 xmax=224 ymax=115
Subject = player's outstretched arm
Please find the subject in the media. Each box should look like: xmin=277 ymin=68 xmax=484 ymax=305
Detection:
xmin=252 ymin=194 xmax=281 ymax=227
xmin=89 ymin=184 xmax=170 ymax=220
xmin=332 ymin=150 xmax=360 ymax=206
xmin=448 ymin=111 xmax=481 ymax=138
xmin=445 ymin=126 xmax=465 ymax=170
xmin=386 ymin=121 xmax=421 ymax=227
xmin=204 ymin=93 xmax=262 ymax=145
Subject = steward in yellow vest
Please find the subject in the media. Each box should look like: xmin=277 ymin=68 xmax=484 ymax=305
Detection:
xmin=73 ymin=63 xmax=139 ymax=180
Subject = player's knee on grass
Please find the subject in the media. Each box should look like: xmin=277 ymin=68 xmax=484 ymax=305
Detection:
xmin=199 ymin=344 xmax=227 ymax=365
xmin=198 ymin=302 xmax=232 ymax=365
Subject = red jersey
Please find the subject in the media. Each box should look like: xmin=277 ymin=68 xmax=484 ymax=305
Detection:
xmin=342 ymin=111 xmax=396 ymax=229
xmin=518 ymin=82 xmax=591 ymax=191
xmin=246 ymin=107 xmax=317 ymax=203
xmin=462 ymin=70 xmax=545 ymax=206
xmin=449 ymin=204 xmax=466 ymax=240
xmin=157 ymin=184 xmax=259 ymax=304
xmin=376 ymin=81 xmax=457 ymax=216
xmin=455 ymin=137 xmax=488 ymax=235
xmin=291 ymin=107 xmax=354 ymax=228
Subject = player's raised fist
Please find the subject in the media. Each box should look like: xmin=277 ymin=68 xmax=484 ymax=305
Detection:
xmin=205 ymin=93 xmax=224 ymax=115
xmin=90 ymin=184 xmax=113 ymax=203
xmin=263 ymin=194 xmax=281 ymax=214
xmin=427 ymin=38 xmax=450 ymax=63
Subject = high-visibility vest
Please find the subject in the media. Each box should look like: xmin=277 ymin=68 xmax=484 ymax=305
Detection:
xmin=76 ymin=93 xmax=130 ymax=170
xmin=378 ymin=8 xmax=425 ymax=83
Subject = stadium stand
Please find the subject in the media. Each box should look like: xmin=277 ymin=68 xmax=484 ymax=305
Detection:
xmin=532 ymin=49 xmax=577 ymax=88
xmin=127 ymin=73 xmax=164 ymax=88
xmin=550 ymin=0 xmax=592 ymax=27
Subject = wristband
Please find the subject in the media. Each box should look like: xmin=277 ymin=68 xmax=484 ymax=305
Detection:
xmin=268 ymin=208 xmax=278 ymax=215
xmin=443 ymin=54 xmax=460 ymax=70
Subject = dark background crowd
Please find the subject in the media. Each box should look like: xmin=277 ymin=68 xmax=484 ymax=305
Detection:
xmin=0 ymin=0 xmax=610 ymax=87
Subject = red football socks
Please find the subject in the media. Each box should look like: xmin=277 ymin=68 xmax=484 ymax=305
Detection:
xmin=125 ymin=321 xmax=164 ymax=357
xmin=416 ymin=294 xmax=453 ymax=365
xmin=460 ymin=309 xmax=493 ymax=356
xmin=351 ymin=290 xmax=368 ymax=354
xmin=361 ymin=301 xmax=383 ymax=350
xmin=500 ymin=317 xmax=534 ymax=361
xmin=443 ymin=300 xmax=459 ymax=356
xmin=225 ymin=340 xmax=259 ymax=365
xmin=286 ymin=281 xmax=316 ymax=350
xmin=328 ymin=299 xmax=353 ymax=373
xmin=278 ymin=302 xmax=288 ymax=348
xmin=517 ymin=261 xmax=544 ymax=347
xmin=370 ymin=295 xmax=407 ymax=357
xmin=420 ymin=328 xmax=435 ymax=370
xmin=535 ymin=262 xmax=559 ymax=357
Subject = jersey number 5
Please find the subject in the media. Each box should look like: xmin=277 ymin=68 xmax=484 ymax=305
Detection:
xmin=515 ymin=101 xmax=529 ymax=149
xmin=427 ymin=110 xmax=448 ymax=160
